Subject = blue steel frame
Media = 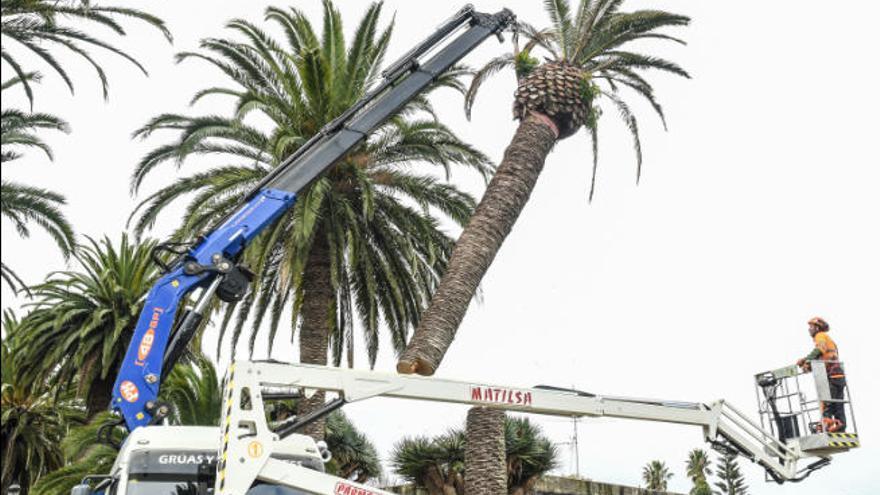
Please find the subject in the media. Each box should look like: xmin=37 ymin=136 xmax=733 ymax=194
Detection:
xmin=108 ymin=6 xmax=515 ymax=432
xmin=111 ymin=189 xmax=296 ymax=430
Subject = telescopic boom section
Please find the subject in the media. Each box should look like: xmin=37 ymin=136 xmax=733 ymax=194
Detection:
xmin=217 ymin=362 xmax=832 ymax=494
xmin=110 ymin=5 xmax=516 ymax=432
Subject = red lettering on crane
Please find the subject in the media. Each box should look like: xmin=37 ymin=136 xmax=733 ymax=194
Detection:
xmin=334 ymin=482 xmax=383 ymax=495
xmin=469 ymin=386 xmax=533 ymax=407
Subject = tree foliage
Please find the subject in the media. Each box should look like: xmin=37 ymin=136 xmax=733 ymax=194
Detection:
xmin=129 ymin=0 xmax=491 ymax=367
xmin=11 ymin=235 xmax=160 ymax=417
xmin=1 ymin=316 xmax=84 ymax=495
xmin=642 ymin=459 xmax=673 ymax=491
xmin=29 ymin=412 xmax=121 ymax=495
xmin=391 ymin=416 xmax=557 ymax=495
xmin=686 ymin=448 xmax=712 ymax=495
xmin=325 ymin=411 xmax=382 ymax=483
xmin=1 ymin=74 xmax=74 ymax=293
xmin=1 ymin=0 xmax=171 ymax=106
xmin=714 ymin=453 xmax=749 ymax=495
xmin=159 ymin=353 xmax=224 ymax=426
xmin=465 ymin=0 xmax=690 ymax=199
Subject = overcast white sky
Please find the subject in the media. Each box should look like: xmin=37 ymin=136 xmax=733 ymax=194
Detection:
xmin=2 ymin=1 xmax=878 ymax=493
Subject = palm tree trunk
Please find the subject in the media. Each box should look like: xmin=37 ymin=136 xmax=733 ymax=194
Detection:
xmin=464 ymin=407 xmax=507 ymax=495
xmin=86 ymin=373 xmax=113 ymax=418
xmin=297 ymin=227 xmax=333 ymax=441
xmin=398 ymin=114 xmax=558 ymax=375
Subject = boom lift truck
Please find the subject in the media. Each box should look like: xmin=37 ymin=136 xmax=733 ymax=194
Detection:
xmin=77 ymin=360 xmax=859 ymax=494
xmin=70 ymin=5 xmax=859 ymax=495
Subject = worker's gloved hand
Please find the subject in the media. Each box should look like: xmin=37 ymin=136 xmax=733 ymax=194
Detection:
xmin=797 ymin=358 xmax=806 ymax=367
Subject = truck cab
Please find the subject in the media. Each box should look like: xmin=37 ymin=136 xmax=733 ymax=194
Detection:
xmin=73 ymin=426 xmax=326 ymax=495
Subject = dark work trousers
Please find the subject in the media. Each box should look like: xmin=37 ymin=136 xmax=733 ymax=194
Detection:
xmin=824 ymin=377 xmax=847 ymax=431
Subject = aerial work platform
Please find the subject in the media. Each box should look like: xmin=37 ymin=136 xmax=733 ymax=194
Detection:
xmin=754 ymin=361 xmax=859 ymax=477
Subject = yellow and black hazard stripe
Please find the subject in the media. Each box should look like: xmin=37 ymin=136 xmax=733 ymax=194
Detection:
xmin=827 ymin=432 xmax=859 ymax=448
xmin=828 ymin=440 xmax=860 ymax=448
xmin=217 ymin=363 xmax=236 ymax=493
xmin=828 ymin=432 xmax=858 ymax=439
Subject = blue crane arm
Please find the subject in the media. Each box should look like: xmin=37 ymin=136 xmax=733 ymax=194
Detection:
xmin=111 ymin=5 xmax=515 ymax=431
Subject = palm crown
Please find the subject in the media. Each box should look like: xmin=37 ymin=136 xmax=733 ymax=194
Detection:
xmin=11 ymin=235 xmax=161 ymax=417
xmin=466 ymin=0 xmax=690 ymax=198
xmin=642 ymin=459 xmax=674 ymax=490
xmin=129 ymin=0 xmax=491 ymax=368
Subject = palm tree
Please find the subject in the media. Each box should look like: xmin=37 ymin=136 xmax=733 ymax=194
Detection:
xmin=391 ymin=430 xmax=466 ymax=495
xmin=642 ymin=460 xmax=673 ymax=491
xmin=398 ymin=0 xmax=690 ymax=376
xmin=1 ymin=0 xmax=171 ymax=106
xmin=324 ymin=411 xmax=381 ymax=483
xmin=1 ymin=74 xmax=74 ymax=294
xmin=1 ymin=316 xmax=84 ymax=495
xmin=11 ymin=235 xmax=160 ymax=417
xmin=159 ymin=353 xmax=223 ymax=426
xmin=686 ymin=448 xmax=712 ymax=495
xmin=29 ymin=412 xmax=121 ymax=495
xmin=129 ymin=0 xmax=490 ymax=440
xmin=504 ymin=417 xmax=558 ymax=494
xmin=397 ymin=2 xmax=689 ymax=488
xmin=391 ymin=415 xmax=557 ymax=495
xmin=714 ymin=453 xmax=748 ymax=495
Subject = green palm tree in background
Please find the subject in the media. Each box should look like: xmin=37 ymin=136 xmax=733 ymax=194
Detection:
xmin=1 ymin=0 xmax=171 ymax=106
xmin=29 ymin=412 xmax=121 ymax=495
xmin=1 ymin=74 xmax=74 ymax=294
xmin=686 ymin=448 xmax=712 ymax=495
xmin=11 ymin=235 xmax=160 ymax=417
xmin=324 ymin=411 xmax=381 ymax=483
xmin=391 ymin=416 xmax=557 ymax=495
xmin=159 ymin=352 xmax=224 ymax=426
xmin=2 ymin=0 xmax=168 ymax=294
xmin=504 ymin=417 xmax=558 ymax=495
xmin=129 ymin=0 xmax=490 ymax=440
xmin=642 ymin=459 xmax=674 ymax=491
xmin=392 ymin=429 xmax=466 ymax=495
xmin=1 ymin=315 xmax=84 ymax=495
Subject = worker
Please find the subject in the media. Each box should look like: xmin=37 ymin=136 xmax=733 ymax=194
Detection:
xmin=797 ymin=317 xmax=847 ymax=432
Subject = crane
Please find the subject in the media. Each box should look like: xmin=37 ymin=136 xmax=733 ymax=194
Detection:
xmin=77 ymin=5 xmax=859 ymax=495
xmin=73 ymin=359 xmax=858 ymax=495
xmin=107 ymin=4 xmax=516 ymax=433
xmin=212 ymin=360 xmax=858 ymax=493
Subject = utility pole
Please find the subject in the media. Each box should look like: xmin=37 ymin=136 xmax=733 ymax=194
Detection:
xmin=571 ymin=416 xmax=581 ymax=477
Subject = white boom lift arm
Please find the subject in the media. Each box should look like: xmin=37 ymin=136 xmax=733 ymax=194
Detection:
xmin=215 ymin=361 xmax=854 ymax=494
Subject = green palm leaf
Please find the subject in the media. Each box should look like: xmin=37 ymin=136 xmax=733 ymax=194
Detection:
xmin=130 ymin=0 xmax=491 ymax=372
xmin=11 ymin=235 xmax=160 ymax=418
xmin=0 ymin=0 xmax=171 ymax=105
xmin=466 ymin=0 xmax=689 ymax=199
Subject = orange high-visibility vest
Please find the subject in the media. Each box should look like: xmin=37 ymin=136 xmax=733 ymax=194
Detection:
xmin=814 ymin=332 xmax=845 ymax=378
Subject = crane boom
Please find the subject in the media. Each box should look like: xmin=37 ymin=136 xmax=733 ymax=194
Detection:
xmin=215 ymin=361 xmax=851 ymax=494
xmin=109 ymin=5 xmax=515 ymax=432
